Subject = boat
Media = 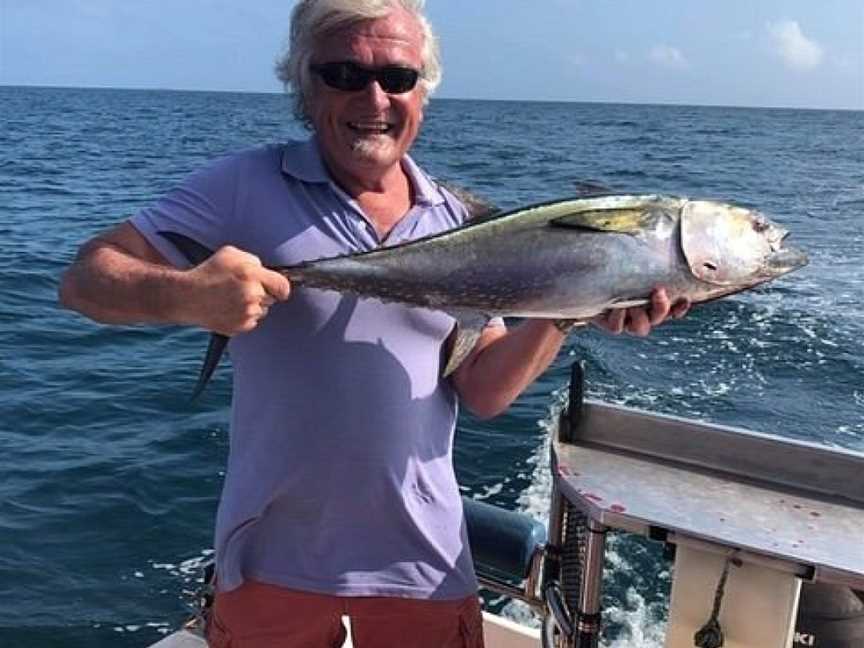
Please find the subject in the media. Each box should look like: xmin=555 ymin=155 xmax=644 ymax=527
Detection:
xmin=149 ymin=363 xmax=864 ymax=647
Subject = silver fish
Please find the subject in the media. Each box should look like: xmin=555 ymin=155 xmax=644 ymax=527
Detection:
xmin=161 ymin=193 xmax=808 ymax=398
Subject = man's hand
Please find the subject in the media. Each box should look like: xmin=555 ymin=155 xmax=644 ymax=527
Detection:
xmin=184 ymin=246 xmax=291 ymax=336
xmin=592 ymin=288 xmax=690 ymax=337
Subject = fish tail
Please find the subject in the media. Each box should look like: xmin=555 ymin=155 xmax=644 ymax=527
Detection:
xmin=190 ymin=334 xmax=229 ymax=401
xmin=158 ymin=231 xmax=215 ymax=266
xmin=158 ymin=231 xmax=229 ymax=400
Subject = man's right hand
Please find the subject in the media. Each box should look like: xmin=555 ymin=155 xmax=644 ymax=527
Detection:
xmin=59 ymin=222 xmax=292 ymax=333
xmin=184 ymin=246 xmax=292 ymax=336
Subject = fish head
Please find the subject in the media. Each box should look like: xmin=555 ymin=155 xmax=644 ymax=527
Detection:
xmin=680 ymin=200 xmax=808 ymax=289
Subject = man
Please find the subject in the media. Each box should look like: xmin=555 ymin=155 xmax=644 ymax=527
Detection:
xmin=59 ymin=1 xmax=687 ymax=646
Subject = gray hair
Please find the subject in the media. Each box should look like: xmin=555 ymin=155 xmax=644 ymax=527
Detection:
xmin=274 ymin=0 xmax=442 ymax=124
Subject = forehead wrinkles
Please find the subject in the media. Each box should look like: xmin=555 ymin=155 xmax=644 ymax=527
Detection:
xmin=321 ymin=12 xmax=423 ymax=64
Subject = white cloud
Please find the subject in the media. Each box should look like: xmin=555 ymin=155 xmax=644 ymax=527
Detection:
xmin=767 ymin=20 xmax=824 ymax=70
xmin=648 ymin=45 xmax=689 ymax=69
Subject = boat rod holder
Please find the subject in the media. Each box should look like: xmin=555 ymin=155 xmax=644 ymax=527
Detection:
xmin=540 ymin=361 xmax=608 ymax=648
xmin=474 ymin=547 xmax=547 ymax=613
xmin=568 ymin=361 xmax=585 ymax=431
xmin=574 ymin=518 xmax=608 ymax=647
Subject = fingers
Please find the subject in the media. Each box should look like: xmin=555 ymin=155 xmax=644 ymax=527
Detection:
xmin=592 ymin=288 xmax=692 ymax=337
xmin=228 ymin=251 xmax=290 ymax=303
xmin=260 ymin=268 xmax=292 ymax=302
xmin=625 ymin=307 xmax=651 ymax=337
xmin=187 ymin=246 xmax=292 ymax=335
xmin=245 ymin=269 xmax=289 ymax=329
xmin=591 ymin=308 xmax=624 ymax=334
xmin=238 ymin=269 xmax=286 ymax=328
xmin=648 ymin=288 xmax=671 ymax=326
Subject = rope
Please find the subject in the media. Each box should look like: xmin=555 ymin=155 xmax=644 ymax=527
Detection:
xmin=693 ymin=553 xmax=740 ymax=648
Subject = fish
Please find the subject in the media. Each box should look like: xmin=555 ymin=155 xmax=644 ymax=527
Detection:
xmin=160 ymin=193 xmax=808 ymax=399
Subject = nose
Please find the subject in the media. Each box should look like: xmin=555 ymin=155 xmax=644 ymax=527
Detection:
xmin=360 ymin=79 xmax=391 ymax=111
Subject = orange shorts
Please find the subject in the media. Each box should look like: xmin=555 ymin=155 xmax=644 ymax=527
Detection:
xmin=206 ymin=580 xmax=485 ymax=648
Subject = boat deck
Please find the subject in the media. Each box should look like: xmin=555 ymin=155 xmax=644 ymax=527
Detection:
xmin=555 ymin=400 xmax=864 ymax=588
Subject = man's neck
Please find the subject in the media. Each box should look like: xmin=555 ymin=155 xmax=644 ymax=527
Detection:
xmin=326 ymin=159 xmax=415 ymax=241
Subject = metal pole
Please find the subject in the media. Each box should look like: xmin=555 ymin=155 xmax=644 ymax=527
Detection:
xmin=542 ymin=479 xmax=569 ymax=648
xmin=574 ymin=519 xmax=607 ymax=648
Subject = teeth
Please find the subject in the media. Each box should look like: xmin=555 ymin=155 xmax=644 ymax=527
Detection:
xmin=348 ymin=121 xmax=391 ymax=133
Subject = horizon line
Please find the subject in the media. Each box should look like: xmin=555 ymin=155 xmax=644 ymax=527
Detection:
xmin=1 ymin=82 xmax=861 ymax=113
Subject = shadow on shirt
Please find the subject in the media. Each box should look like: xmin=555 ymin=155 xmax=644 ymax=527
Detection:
xmin=219 ymin=290 xmax=477 ymax=599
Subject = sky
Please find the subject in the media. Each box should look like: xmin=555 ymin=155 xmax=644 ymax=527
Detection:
xmin=1 ymin=0 xmax=862 ymax=110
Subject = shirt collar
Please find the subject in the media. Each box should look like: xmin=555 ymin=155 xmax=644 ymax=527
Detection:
xmin=280 ymin=136 xmax=331 ymax=183
xmin=280 ymin=137 xmax=446 ymax=207
xmin=401 ymin=154 xmax=445 ymax=207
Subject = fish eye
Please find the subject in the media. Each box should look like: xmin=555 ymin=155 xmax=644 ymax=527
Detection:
xmin=752 ymin=218 xmax=769 ymax=233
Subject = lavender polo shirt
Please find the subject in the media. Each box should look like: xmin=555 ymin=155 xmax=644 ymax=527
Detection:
xmin=130 ymin=138 xmax=481 ymax=600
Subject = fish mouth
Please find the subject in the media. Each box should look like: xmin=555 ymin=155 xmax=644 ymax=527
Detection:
xmin=767 ymin=242 xmax=809 ymax=275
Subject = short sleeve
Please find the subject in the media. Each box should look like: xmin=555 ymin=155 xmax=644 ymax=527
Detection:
xmin=129 ymin=155 xmax=238 ymax=269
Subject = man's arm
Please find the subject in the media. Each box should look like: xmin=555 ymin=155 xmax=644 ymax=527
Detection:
xmin=59 ymin=222 xmax=291 ymax=335
xmin=450 ymin=289 xmax=689 ymax=419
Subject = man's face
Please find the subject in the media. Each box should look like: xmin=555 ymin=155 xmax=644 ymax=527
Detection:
xmin=308 ymin=8 xmax=426 ymax=184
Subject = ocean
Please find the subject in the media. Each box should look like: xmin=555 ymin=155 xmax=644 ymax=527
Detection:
xmin=1 ymin=85 xmax=862 ymax=647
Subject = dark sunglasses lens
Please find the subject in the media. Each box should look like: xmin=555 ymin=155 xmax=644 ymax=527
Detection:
xmin=313 ymin=63 xmax=419 ymax=94
xmin=317 ymin=63 xmax=371 ymax=91
xmin=378 ymin=67 xmax=419 ymax=93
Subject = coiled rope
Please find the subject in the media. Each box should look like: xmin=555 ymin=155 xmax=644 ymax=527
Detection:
xmin=694 ymin=553 xmax=741 ymax=648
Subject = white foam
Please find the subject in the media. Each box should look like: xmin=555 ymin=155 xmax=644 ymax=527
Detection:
xmin=604 ymin=587 xmax=668 ymax=648
xmin=149 ymin=548 xmax=214 ymax=582
xmin=474 ymin=482 xmax=504 ymax=501
xmin=501 ymin=385 xmax=667 ymax=647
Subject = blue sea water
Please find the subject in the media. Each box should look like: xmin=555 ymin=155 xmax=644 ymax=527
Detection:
xmin=1 ymin=86 xmax=862 ymax=647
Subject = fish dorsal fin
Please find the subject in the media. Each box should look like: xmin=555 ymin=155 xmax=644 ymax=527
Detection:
xmin=550 ymin=208 xmax=653 ymax=234
xmin=572 ymin=179 xmax=614 ymax=196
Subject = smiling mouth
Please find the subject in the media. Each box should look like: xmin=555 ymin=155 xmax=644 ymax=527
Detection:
xmin=348 ymin=121 xmax=394 ymax=134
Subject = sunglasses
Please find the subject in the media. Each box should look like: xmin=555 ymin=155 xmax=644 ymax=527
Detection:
xmin=310 ymin=61 xmax=420 ymax=94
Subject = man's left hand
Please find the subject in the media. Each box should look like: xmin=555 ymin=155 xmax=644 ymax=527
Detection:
xmin=592 ymin=288 xmax=690 ymax=337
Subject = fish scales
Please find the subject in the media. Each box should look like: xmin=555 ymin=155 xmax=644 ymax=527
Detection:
xmin=159 ymin=193 xmax=808 ymax=395
xmin=284 ymin=196 xmax=686 ymax=318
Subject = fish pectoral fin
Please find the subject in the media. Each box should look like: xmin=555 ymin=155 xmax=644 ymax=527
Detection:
xmin=443 ymin=312 xmax=489 ymax=377
xmin=550 ymin=208 xmax=651 ymax=234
